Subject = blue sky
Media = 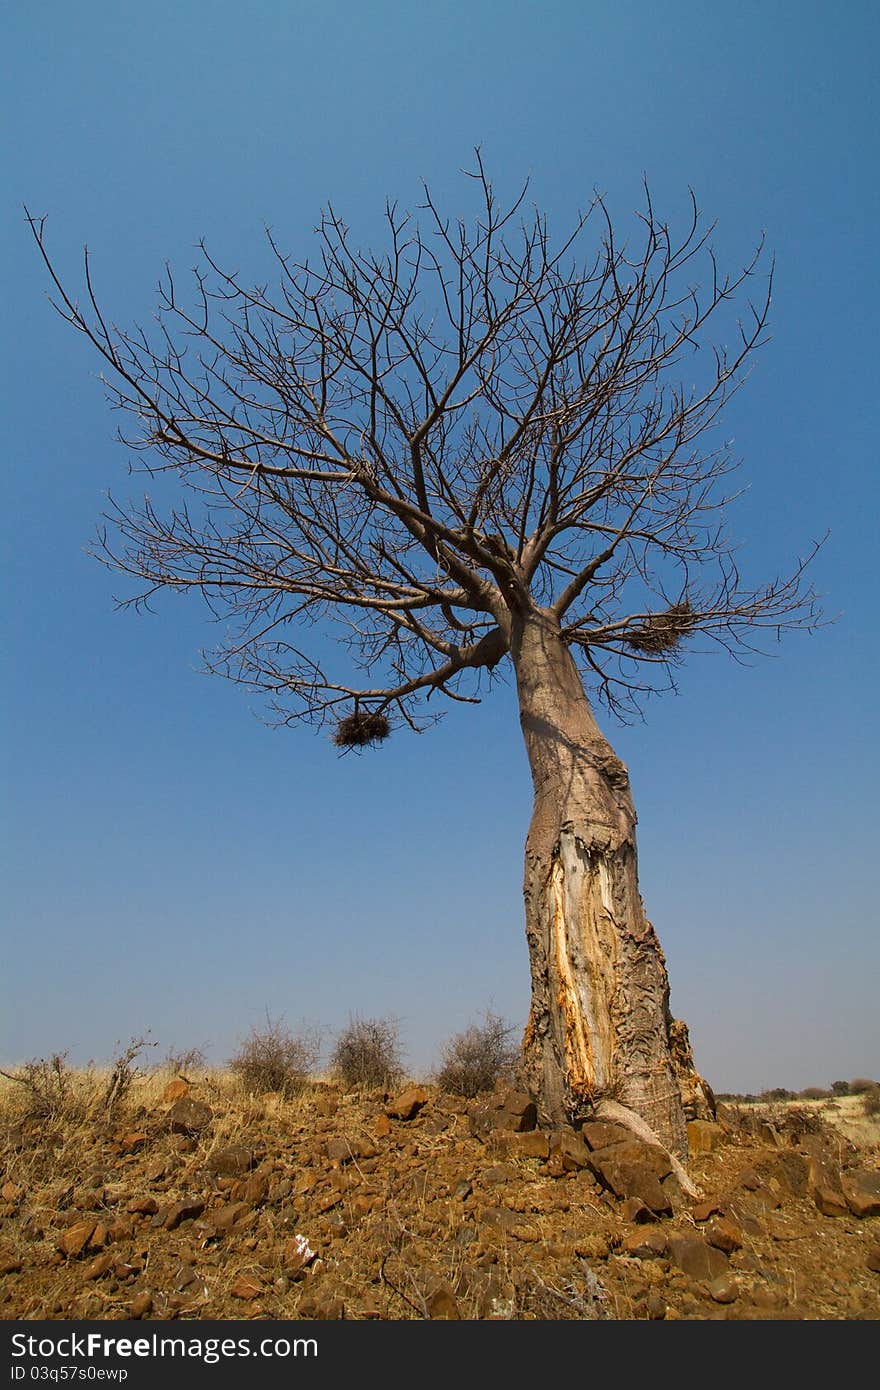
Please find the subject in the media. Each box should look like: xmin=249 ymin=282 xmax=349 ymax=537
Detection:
xmin=2 ymin=1 xmax=877 ymax=1092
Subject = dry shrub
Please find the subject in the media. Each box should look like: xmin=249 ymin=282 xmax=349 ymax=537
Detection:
xmin=229 ymin=1016 xmax=320 ymax=1097
xmin=849 ymin=1077 xmax=878 ymax=1095
xmin=435 ymin=1010 xmax=519 ymax=1098
xmin=862 ymin=1086 xmax=880 ymax=1118
xmin=330 ymin=1015 xmax=403 ymax=1090
xmin=164 ymin=1044 xmax=208 ymax=1078
xmin=0 ymin=1052 xmax=82 ymax=1121
xmin=102 ymin=1035 xmax=156 ymax=1110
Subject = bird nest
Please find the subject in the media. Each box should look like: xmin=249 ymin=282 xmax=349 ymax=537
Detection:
xmin=333 ymin=711 xmax=391 ymax=748
xmin=624 ymin=601 xmax=697 ymax=655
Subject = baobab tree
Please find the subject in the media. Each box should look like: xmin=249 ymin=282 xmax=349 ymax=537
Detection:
xmin=28 ymin=162 xmax=819 ymax=1157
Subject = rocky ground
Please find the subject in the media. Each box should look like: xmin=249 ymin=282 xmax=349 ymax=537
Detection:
xmin=1 ymin=1075 xmax=878 ymax=1321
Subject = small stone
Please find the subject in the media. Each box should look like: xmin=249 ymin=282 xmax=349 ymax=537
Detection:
xmin=622 ymin=1229 xmax=667 ymax=1259
xmin=119 ymin=1132 xmax=148 ymax=1154
xmin=163 ymin=1078 xmax=189 ymax=1103
xmin=0 ymin=1254 xmax=23 ymax=1275
xmin=842 ymin=1170 xmax=880 ymax=1219
xmin=209 ymin=1202 xmax=251 ymax=1234
xmin=230 ymin=1274 xmax=264 ymax=1301
xmin=126 ymin=1197 xmax=159 ymax=1216
xmin=373 ymin=1114 xmax=392 ymax=1139
xmin=205 ymin=1146 xmax=253 ymax=1177
xmin=386 ymin=1087 xmax=429 ymax=1121
xmin=808 ymin=1157 xmax=848 ymax=1218
xmin=84 ymin=1253 xmax=113 ymax=1281
xmin=163 ymin=1198 xmax=205 ymax=1231
xmin=705 ymin=1217 xmax=742 ymax=1254
xmin=129 ymin=1292 xmax=153 ymax=1319
xmin=551 ymin=1128 xmax=591 ymax=1171
xmin=866 ymin=1245 xmax=880 ymax=1274
xmin=692 ymin=1198 xmax=726 ymax=1222
xmin=427 ymin=1282 xmax=461 ymax=1319
xmin=168 ymin=1097 xmax=213 ymax=1134
xmin=707 ymin=1275 xmax=739 ymax=1304
xmin=667 ymin=1236 xmax=729 ymax=1282
xmin=574 ymin=1233 xmax=611 ymax=1260
xmin=619 ymin=1197 xmax=656 ymax=1223
xmin=57 ymin=1222 xmax=96 ymax=1258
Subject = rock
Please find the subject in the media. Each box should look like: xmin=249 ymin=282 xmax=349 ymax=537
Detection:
xmin=385 ymin=1087 xmax=429 ymax=1121
xmin=622 ymin=1229 xmax=667 ymax=1259
xmin=483 ymin=1164 xmax=518 ymax=1185
xmin=210 ymin=1202 xmax=252 ymax=1234
xmin=755 ymin=1152 xmax=809 ymax=1198
xmin=705 ymin=1217 xmax=742 ymax=1254
xmin=619 ymin=1197 xmax=656 ymax=1223
xmin=667 ymin=1236 xmax=729 ymax=1282
xmin=591 ymin=1138 xmax=672 ymax=1181
xmin=163 ymin=1199 xmax=205 ymax=1231
xmin=687 ymin=1120 xmax=724 ymax=1155
xmin=282 ymin=1235 xmax=317 ymax=1275
xmin=126 ymin=1197 xmax=159 ymax=1216
xmin=129 ymin=1292 xmax=153 ymax=1318
xmin=509 ymin=1130 xmax=550 ymax=1160
xmin=373 ymin=1113 xmax=392 ymax=1138
xmin=469 ymin=1088 xmax=537 ymax=1137
xmin=205 ymin=1146 xmax=253 ymax=1177
xmin=808 ymin=1157 xmax=848 ymax=1218
xmin=738 ymin=1168 xmax=761 ymax=1191
xmin=163 ymin=1078 xmax=189 ymax=1103
xmin=580 ymin=1120 xmax=633 ymax=1150
xmin=707 ymin=1275 xmax=739 ymax=1304
xmin=298 ymin=1295 xmax=345 ymax=1319
xmin=118 ymin=1132 xmax=148 ymax=1154
xmin=551 ymin=1128 xmax=591 ymax=1171
xmin=57 ymin=1222 xmax=96 ymax=1258
xmin=427 ymin=1282 xmax=461 ymax=1318
xmin=232 ymin=1175 xmax=268 ymax=1207
xmin=842 ymin=1170 xmax=880 ymax=1219
xmin=84 ymin=1253 xmax=113 ymax=1281
xmin=866 ymin=1245 xmax=880 ymax=1274
xmin=0 ymin=1254 xmax=23 ymax=1275
xmin=590 ymin=1158 xmax=673 ymax=1216
xmin=691 ymin=1198 xmax=726 ymax=1222
xmin=168 ymin=1098 xmax=213 ymax=1134
xmin=574 ymin=1233 xmax=611 ymax=1260
xmin=230 ymin=1275 xmax=263 ymax=1301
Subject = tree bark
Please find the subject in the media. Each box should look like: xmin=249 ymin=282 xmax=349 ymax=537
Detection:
xmin=510 ymin=607 xmax=689 ymax=1157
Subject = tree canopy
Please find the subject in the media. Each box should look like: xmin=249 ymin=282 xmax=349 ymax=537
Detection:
xmin=28 ymin=160 xmax=820 ymax=740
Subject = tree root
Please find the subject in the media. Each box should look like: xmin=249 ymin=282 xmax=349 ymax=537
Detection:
xmin=595 ymin=1098 xmax=701 ymax=1199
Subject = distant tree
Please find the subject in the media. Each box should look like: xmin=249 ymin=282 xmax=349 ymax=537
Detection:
xmin=830 ymin=1080 xmax=850 ymax=1097
xmin=28 ymin=160 xmax=821 ymax=1156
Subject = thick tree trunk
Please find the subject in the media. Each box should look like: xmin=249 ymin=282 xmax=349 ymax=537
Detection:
xmin=511 ymin=607 xmax=689 ymax=1157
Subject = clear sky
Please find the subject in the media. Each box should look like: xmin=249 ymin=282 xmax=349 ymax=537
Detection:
xmin=2 ymin=1 xmax=877 ymax=1093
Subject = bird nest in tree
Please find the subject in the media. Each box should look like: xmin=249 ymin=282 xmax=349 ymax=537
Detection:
xmin=333 ymin=711 xmax=391 ymax=748
xmin=624 ymin=601 xmax=697 ymax=655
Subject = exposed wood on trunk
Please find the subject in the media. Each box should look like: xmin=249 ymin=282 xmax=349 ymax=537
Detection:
xmin=511 ymin=607 xmax=688 ymax=1157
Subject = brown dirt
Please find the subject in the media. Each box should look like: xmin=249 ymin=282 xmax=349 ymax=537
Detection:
xmin=1 ymin=1076 xmax=878 ymax=1321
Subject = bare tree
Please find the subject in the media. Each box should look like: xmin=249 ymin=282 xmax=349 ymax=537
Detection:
xmin=28 ymin=159 xmax=820 ymax=1155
